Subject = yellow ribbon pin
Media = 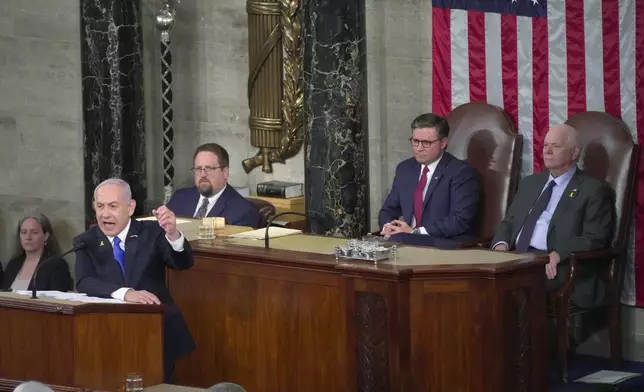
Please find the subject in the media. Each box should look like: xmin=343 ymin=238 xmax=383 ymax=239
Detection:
xmin=100 ymin=240 xmax=105 ymax=246
xmin=569 ymin=192 xmax=574 ymax=198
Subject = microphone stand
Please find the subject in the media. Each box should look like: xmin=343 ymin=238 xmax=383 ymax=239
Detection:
xmin=264 ymin=212 xmax=307 ymax=249
xmin=31 ymin=243 xmax=86 ymax=299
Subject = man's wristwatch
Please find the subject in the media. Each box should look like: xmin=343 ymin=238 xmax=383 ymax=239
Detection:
xmin=412 ymin=228 xmax=421 ymax=234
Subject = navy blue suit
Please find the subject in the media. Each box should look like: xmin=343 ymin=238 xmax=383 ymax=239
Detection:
xmin=73 ymin=219 xmax=195 ymax=381
xmin=379 ymin=152 xmax=480 ymax=248
xmin=167 ymin=185 xmax=260 ymax=228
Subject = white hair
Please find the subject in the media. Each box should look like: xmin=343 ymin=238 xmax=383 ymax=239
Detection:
xmin=208 ymin=383 xmax=246 ymax=392
xmin=13 ymin=381 xmax=54 ymax=392
xmin=93 ymin=178 xmax=132 ymax=201
xmin=550 ymin=124 xmax=580 ymax=149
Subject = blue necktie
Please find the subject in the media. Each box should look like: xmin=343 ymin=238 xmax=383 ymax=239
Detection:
xmin=113 ymin=236 xmax=125 ymax=276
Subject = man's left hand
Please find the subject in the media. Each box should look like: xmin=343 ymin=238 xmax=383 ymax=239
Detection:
xmin=152 ymin=206 xmax=180 ymax=241
xmin=546 ymin=251 xmax=561 ymax=279
xmin=389 ymin=220 xmax=413 ymax=234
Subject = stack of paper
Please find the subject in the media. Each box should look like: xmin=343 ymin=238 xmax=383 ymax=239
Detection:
xmin=14 ymin=290 xmax=126 ymax=304
xmin=575 ymin=370 xmax=640 ymax=384
xmin=229 ymin=227 xmax=302 ymax=240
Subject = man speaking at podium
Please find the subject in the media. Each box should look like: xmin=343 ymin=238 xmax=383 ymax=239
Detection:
xmin=74 ymin=178 xmax=195 ymax=382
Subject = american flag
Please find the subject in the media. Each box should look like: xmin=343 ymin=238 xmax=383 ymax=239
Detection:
xmin=431 ymin=0 xmax=644 ymax=306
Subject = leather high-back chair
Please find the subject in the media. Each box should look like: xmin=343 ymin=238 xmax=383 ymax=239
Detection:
xmin=247 ymin=198 xmax=276 ymax=228
xmin=549 ymin=112 xmax=639 ymax=381
xmin=446 ymin=102 xmax=523 ymax=245
xmin=568 ymin=112 xmax=637 ymax=250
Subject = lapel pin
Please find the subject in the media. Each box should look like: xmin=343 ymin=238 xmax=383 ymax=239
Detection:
xmin=129 ymin=234 xmax=138 ymax=238
xmin=568 ymin=189 xmax=578 ymax=199
xmin=100 ymin=240 xmax=104 ymax=246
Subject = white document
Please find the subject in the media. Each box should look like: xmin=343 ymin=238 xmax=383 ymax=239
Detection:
xmin=575 ymin=370 xmax=640 ymax=384
xmin=229 ymin=227 xmax=302 ymax=240
xmin=137 ymin=216 xmax=192 ymax=224
xmin=14 ymin=290 xmax=126 ymax=304
xmin=72 ymin=297 xmax=127 ymax=304
xmin=14 ymin=290 xmax=86 ymax=298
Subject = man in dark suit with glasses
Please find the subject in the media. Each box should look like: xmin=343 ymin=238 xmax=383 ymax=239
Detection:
xmin=167 ymin=143 xmax=260 ymax=228
xmin=379 ymin=113 xmax=480 ymax=248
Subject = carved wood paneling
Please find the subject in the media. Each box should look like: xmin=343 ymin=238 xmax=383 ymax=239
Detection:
xmin=504 ymin=288 xmax=531 ymax=392
xmin=355 ymin=291 xmax=389 ymax=392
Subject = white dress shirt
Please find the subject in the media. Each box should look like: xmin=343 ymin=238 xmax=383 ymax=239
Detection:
xmin=109 ymin=219 xmax=186 ymax=300
xmin=411 ymin=153 xmax=443 ymax=234
xmin=193 ymin=185 xmax=227 ymax=217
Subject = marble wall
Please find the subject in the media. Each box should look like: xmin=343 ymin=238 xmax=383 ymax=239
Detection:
xmin=303 ymin=0 xmax=369 ymax=237
xmin=81 ymin=0 xmax=146 ymax=225
xmin=0 ymin=0 xmax=84 ymax=265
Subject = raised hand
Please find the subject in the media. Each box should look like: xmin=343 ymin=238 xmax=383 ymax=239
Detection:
xmin=152 ymin=205 xmax=180 ymax=241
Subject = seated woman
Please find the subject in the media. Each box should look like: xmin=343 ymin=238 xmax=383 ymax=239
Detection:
xmin=1 ymin=213 xmax=72 ymax=292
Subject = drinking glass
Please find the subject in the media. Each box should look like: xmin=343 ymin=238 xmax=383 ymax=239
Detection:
xmin=125 ymin=373 xmax=143 ymax=392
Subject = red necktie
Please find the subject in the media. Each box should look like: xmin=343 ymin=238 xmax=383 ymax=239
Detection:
xmin=413 ymin=166 xmax=430 ymax=227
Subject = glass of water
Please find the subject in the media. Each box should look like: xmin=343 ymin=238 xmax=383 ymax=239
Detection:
xmin=125 ymin=373 xmax=143 ymax=392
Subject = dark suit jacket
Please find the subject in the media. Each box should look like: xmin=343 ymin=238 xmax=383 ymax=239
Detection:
xmin=492 ymin=169 xmax=614 ymax=308
xmin=74 ymin=219 xmax=196 ymax=364
xmin=0 ymin=257 xmax=72 ymax=291
xmin=167 ymin=185 xmax=260 ymax=228
xmin=378 ymin=152 xmax=480 ymax=248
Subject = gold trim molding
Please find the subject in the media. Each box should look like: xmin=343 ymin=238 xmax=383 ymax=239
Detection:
xmin=243 ymin=0 xmax=304 ymax=173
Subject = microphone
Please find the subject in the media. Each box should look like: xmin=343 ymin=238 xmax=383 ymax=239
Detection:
xmin=31 ymin=242 xmax=87 ymax=299
xmin=264 ymin=212 xmax=307 ymax=249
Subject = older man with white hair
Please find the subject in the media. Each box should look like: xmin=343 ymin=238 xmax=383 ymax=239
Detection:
xmin=492 ymin=124 xmax=614 ymax=309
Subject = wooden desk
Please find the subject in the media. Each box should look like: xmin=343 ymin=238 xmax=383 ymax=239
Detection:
xmin=169 ymin=235 xmax=548 ymax=391
xmin=0 ymin=293 xmax=164 ymax=391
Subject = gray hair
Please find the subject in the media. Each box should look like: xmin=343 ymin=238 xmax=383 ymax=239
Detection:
xmin=208 ymin=383 xmax=247 ymax=392
xmin=13 ymin=381 xmax=54 ymax=392
xmin=93 ymin=178 xmax=132 ymax=201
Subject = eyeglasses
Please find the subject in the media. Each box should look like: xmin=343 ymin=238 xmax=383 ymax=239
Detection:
xmin=191 ymin=166 xmax=225 ymax=175
xmin=409 ymin=137 xmax=444 ymax=148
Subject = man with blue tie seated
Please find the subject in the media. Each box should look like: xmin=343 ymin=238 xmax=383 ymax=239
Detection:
xmin=167 ymin=143 xmax=260 ymax=228
xmin=74 ymin=178 xmax=195 ymax=382
xmin=492 ymin=124 xmax=614 ymax=309
xmin=379 ymin=113 xmax=480 ymax=248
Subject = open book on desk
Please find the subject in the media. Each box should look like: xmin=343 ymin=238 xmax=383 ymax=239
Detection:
xmin=228 ymin=227 xmax=302 ymax=240
xmin=13 ymin=290 xmax=126 ymax=304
